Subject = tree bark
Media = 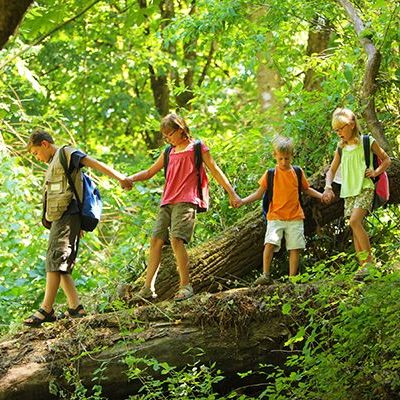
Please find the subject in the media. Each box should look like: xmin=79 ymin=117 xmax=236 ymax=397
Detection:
xmin=0 ymin=0 xmax=33 ymax=50
xmin=303 ymin=16 xmax=332 ymax=91
xmin=0 ymin=285 xmax=308 ymax=400
xmin=121 ymin=160 xmax=400 ymax=301
xmin=338 ymin=0 xmax=390 ymax=151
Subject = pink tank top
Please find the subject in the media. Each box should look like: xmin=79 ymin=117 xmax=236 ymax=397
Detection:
xmin=161 ymin=140 xmax=209 ymax=209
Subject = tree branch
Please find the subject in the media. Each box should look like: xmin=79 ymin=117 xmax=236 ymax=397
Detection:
xmin=337 ymin=0 xmax=390 ymax=152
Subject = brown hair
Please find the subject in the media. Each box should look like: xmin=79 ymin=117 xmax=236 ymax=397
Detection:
xmin=27 ymin=129 xmax=54 ymax=150
xmin=160 ymin=113 xmax=191 ymax=140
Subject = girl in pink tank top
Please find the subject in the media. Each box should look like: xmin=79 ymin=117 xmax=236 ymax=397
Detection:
xmin=128 ymin=113 xmax=240 ymax=301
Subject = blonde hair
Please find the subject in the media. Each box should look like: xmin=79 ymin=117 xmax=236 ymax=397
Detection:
xmin=160 ymin=113 xmax=191 ymax=140
xmin=332 ymin=107 xmax=361 ymax=146
xmin=272 ymin=136 xmax=294 ymax=155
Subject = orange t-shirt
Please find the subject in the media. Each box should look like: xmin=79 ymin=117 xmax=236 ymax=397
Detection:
xmin=258 ymin=166 xmax=310 ymax=221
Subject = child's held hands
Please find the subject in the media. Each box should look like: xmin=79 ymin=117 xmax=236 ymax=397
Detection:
xmin=120 ymin=176 xmax=133 ymax=190
xmin=321 ymin=189 xmax=335 ymax=204
xmin=229 ymin=193 xmax=243 ymax=208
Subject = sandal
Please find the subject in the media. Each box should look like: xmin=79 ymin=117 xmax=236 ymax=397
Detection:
xmin=24 ymin=308 xmax=57 ymax=327
xmin=174 ymin=284 xmax=194 ymax=301
xmin=58 ymin=304 xmax=86 ymax=319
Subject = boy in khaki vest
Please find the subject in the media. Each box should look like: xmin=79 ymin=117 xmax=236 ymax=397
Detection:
xmin=24 ymin=129 xmax=131 ymax=327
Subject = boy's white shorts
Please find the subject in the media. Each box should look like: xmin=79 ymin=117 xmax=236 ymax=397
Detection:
xmin=264 ymin=219 xmax=305 ymax=252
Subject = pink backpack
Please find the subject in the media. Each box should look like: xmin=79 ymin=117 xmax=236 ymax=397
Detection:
xmin=362 ymin=135 xmax=390 ymax=209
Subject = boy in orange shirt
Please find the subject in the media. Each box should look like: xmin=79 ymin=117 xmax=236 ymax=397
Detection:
xmin=238 ymin=136 xmax=322 ymax=284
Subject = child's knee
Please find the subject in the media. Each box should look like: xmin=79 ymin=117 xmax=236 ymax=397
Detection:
xmin=170 ymin=237 xmax=185 ymax=248
xmin=150 ymin=236 xmax=164 ymax=249
xmin=349 ymin=216 xmax=363 ymax=229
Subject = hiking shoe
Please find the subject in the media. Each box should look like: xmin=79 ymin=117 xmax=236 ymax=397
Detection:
xmin=174 ymin=284 xmax=194 ymax=301
xmin=354 ymin=268 xmax=369 ymax=282
xmin=133 ymin=286 xmax=157 ymax=301
xmin=253 ymin=273 xmax=273 ymax=286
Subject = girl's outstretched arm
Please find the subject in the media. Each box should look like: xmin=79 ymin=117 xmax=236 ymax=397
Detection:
xmin=201 ymin=150 xmax=241 ymax=206
xmin=322 ymin=149 xmax=341 ymax=203
xmin=129 ymin=153 xmax=164 ymax=182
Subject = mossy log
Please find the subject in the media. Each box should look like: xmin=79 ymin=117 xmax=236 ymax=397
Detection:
xmin=122 ymin=160 xmax=400 ymax=301
xmin=0 ymin=285 xmax=313 ymax=400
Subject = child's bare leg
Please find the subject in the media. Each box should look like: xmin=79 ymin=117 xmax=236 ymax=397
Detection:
xmin=145 ymin=236 xmax=165 ymax=289
xmin=41 ymin=271 xmax=61 ymax=313
xmin=289 ymin=249 xmax=300 ymax=276
xmin=60 ymin=274 xmax=80 ymax=309
xmin=263 ymin=243 xmax=275 ymax=274
xmin=349 ymin=208 xmax=372 ymax=264
xmin=24 ymin=272 xmax=60 ymax=324
xmin=171 ymin=237 xmax=189 ymax=286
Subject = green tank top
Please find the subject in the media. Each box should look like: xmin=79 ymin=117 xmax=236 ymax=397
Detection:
xmin=340 ymin=138 xmax=375 ymax=198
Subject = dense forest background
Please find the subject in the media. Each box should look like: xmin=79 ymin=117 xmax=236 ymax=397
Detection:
xmin=0 ymin=0 xmax=400 ymax=399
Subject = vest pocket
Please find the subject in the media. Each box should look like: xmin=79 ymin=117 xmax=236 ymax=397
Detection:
xmin=46 ymin=193 xmax=72 ymax=221
xmin=47 ymin=177 xmax=65 ymax=194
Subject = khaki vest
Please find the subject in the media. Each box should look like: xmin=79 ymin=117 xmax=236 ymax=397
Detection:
xmin=43 ymin=146 xmax=83 ymax=222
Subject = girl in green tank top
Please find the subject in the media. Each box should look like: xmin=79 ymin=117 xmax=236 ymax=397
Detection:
xmin=321 ymin=108 xmax=391 ymax=277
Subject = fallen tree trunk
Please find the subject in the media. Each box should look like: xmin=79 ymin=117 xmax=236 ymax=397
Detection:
xmin=0 ymin=285 xmax=312 ymax=400
xmin=122 ymin=160 xmax=400 ymax=301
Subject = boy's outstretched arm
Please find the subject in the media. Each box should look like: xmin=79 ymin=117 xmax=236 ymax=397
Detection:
xmin=303 ymin=187 xmax=323 ymax=201
xmin=201 ymin=150 xmax=240 ymax=206
xmin=129 ymin=153 xmax=164 ymax=182
xmin=241 ymin=186 xmax=265 ymax=206
xmin=81 ymin=156 xmax=132 ymax=189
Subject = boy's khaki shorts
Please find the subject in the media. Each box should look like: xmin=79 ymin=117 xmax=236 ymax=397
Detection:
xmin=46 ymin=213 xmax=81 ymax=273
xmin=344 ymin=188 xmax=374 ymax=217
xmin=264 ymin=219 xmax=305 ymax=252
xmin=153 ymin=202 xmax=197 ymax=244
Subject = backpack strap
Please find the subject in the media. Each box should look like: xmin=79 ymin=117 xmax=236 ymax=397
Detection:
xmin=59 ymin=146 xmax=82 ymax=211
xmin=163 ymin=145 xmax=173 ymax=178
xmin=59 ymin=146 xmax=82 ymax=250
xmin=194 ymin=140 xmax=203 ymax=201
xmin=262 ymin=168 xmax=275 ymax=219
xmin=362 ymin=134 xmax=371 ymax=168
xmin=267 ymin=168 xmax=275 ymax=204
xmin=293 ymin=166 xmax=303 ymax=206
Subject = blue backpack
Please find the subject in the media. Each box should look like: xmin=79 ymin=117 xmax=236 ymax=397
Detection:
xmin=262 ymin=166 xmax=303 ymax=222
xmin=60 ymin=147 xmax=102 ymax=231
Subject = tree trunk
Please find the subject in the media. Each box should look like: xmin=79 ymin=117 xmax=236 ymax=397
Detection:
xmin=303 ymin=16 xmax=332 ymax=91
xmin=121 ymin=160 xmax=400 ymax=301
xmin=0 ymin=285 xmax=309 ymax=400
xmin=0 ymin=0 xmax=33 ymax=49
